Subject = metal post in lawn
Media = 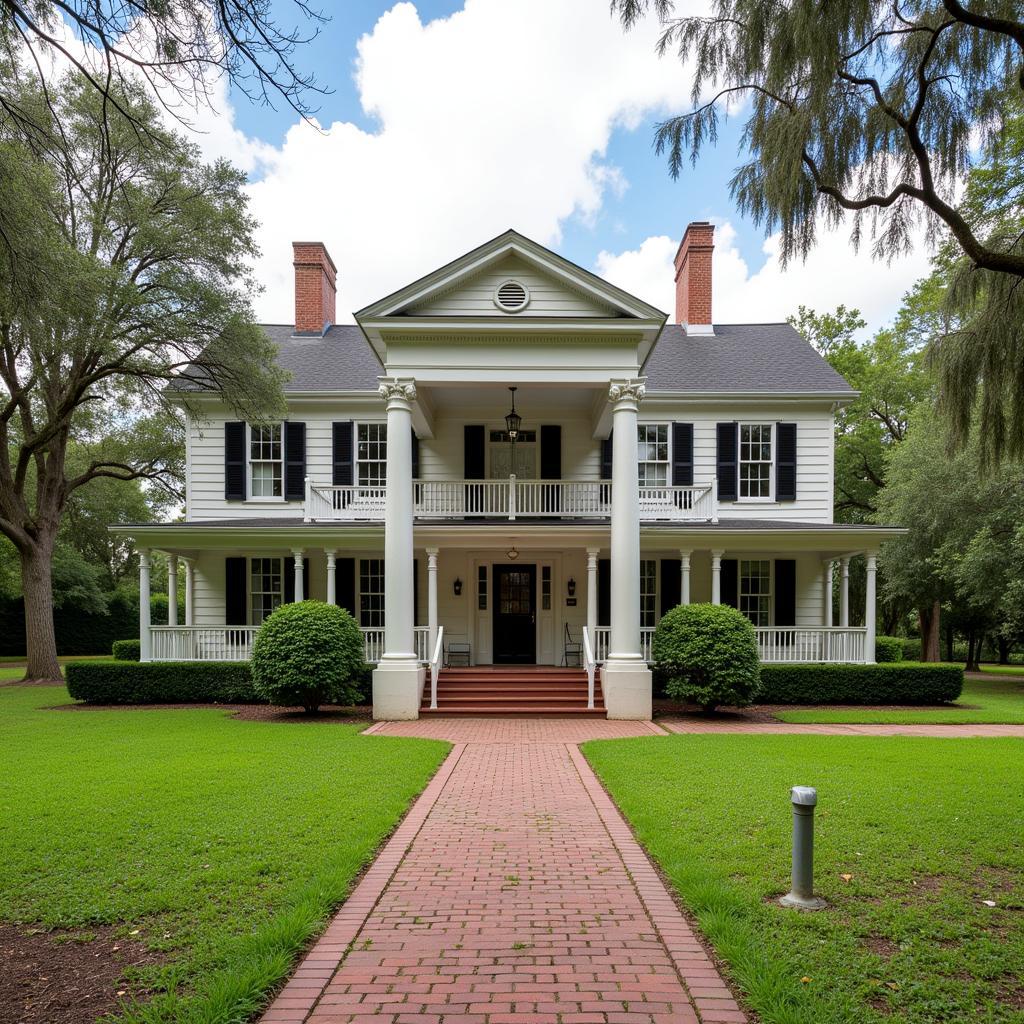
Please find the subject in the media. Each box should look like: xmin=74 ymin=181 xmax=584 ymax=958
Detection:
xmin=780 ymin=786 xmax=827 ymax=910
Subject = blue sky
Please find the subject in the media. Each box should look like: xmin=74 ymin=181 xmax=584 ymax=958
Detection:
xmin=196 ymin=0 xmax=932 ymax=329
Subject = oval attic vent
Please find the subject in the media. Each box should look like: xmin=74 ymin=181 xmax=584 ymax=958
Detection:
xmin=494 ymin=279 xmax=529 ymax=312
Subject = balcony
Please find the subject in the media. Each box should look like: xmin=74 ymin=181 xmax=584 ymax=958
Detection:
xmin=304 ymin=476 xmax=719 ymax=523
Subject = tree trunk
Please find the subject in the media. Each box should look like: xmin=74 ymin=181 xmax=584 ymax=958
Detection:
xmin=919 ymin=600 xmax=941 ymax=662
xmin=965 ymin=630 xmax=981 ymax=673
xmin=946 ymin=625 xmax=955 ymax=663
xmin=998 ymin=636 xmax=1010 ymax=665
xmin=21 ymin=537 xmax=63 ymax=682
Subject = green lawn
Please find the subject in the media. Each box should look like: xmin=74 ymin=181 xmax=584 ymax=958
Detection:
xmin=585 ymin=734 xmax=1024 ymax=1024
xmin=979 ymin=663 xmax=1024 ymax=677
xmin=0 ymin=685 xmax=448 ymax=1024
xmin=775 ymin=674 xmax=1024 ymax=724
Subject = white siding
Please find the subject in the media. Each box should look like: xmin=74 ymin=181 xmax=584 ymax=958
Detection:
xmin=410 ymin=255 xmax=616 ymax=318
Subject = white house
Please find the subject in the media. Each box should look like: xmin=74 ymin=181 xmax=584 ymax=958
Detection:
xmin=114 ymin=223 xmax=902 ymax=720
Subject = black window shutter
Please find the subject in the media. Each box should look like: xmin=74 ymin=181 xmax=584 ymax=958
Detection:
xmin=464 ymin=425 xmax=485 ymax=478
xmin=600 ymin=432 xmax=613 ymax=480
xmin=660 ymin=559 xmax=681 ymax=616
xmin=717 ymin=422 xmax=738 ymax=501
xmin=225 ymin=557 xmax=247 ymax=624
xmin=598 ymin=558 xmax=610 ymax=625
xmin=332 ymin=422 xmax=353 ymax=486
xmin=337 ymin=558 xmax=356 ymax=616
xmin=775 ymin=559 xmax=796 ymax=625
xmin=671 ymin=422 xmax=694 ymax=486
xmin=540 ymin=425 xmax=561 ymax=480
xmin=776 ymin=422 xmax=797 ymax=501
xmin=284 ymin=421 xmax=306 ymax=500
xmin=411 ymin=430 xmax=420 ymax=479
xmin=224 ymin=422 xmax=246 ymax=500
xmin=721 ymin=558 xmax=738 ymax=609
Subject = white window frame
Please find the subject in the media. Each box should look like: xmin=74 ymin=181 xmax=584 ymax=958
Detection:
xmin=249 ymin=556 xmax=284 ymax=625
xmin=357 ymin=422 xmax=388 ymax=488
xmin=739 ymin=558 xmax=773 ymax=627
xmin=738 ymin=422 xmax=774 ymax=501
xmin=637 ymin=423 xmax=669 ymax=488
xmin=640 ymin=559 xmax=658 ymax=629
xmin=359 ymin=557 xmax=385 ymax=628
xmin=247 ymin=422 xmax=284 ymax=501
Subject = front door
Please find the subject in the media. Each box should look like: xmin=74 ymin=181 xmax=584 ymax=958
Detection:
xmin=493 ymin=564 xmax=536 ymax=664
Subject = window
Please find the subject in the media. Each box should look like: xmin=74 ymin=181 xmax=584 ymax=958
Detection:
xmin=250 ymin=557 xmax=283 ymax=625
xmin=739 ymin=423 xmax=772 ymax=499
xmin=249 ymin=424 xmax=282 ymax=497
xmin=637 ymin=424 xmax=668 ymax=486
xmin=477 ymin=565 xmax=488 ymax=611
xmin=739 ymin=559 xmax=772 ymax=626
xmin=357 ymin=423 xmax=387 ymax=487
xmin=359 ymin=558 xmax=385 ymax=627
xmin=640 ymin=559 xmax=657 ymax=628
xmin=541 ymin=565 xmax=552 ymax=611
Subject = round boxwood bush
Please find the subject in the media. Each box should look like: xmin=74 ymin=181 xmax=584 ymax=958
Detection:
xmin=251 ymin=601 xmax=365 ymax=712
xmin=874 ymin=636 xmax=903 ymax=663
xmin=652 ymin=603 xmax=761 ymax=711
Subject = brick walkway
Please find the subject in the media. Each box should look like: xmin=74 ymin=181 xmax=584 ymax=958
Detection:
xmin=261 ymin=720 xmax=746 ymax=1024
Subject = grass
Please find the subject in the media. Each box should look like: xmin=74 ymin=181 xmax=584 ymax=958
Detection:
xmin=585 ymin=734 xmax=1024 ymax=1024
xmin=979 ymin=664 xmax=1024 ymax=677
xmin=0 ymin=685 xmax=448 ymax=1024
xmin=775 ymin=674 xmax=1024 ymax=724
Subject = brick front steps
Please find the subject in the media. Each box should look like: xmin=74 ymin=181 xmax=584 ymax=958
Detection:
xmin=421 ymin=666 xmax=605 ymax=716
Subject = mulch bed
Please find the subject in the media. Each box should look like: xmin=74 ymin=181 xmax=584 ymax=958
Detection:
xmin=0 ymin=923 xmax=162 ymax=1024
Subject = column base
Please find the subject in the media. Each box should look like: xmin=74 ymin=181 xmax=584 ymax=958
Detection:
xmin=372 ymin=659 xmax=425 ymax=721
xmin=601 ymin=659 xmax=653 ymax=720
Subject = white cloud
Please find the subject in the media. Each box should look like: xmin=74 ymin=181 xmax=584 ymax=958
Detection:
xmin=596 ymin=219 xmax=935 ymax=333
xmin=242 ymin=0 xmax=700 ymax=322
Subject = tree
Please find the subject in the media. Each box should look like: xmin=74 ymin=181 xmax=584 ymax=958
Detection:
xmin=0 ymin=73 xmax=285 ymax=681
xmin=613 ymin=0 xmax=1024 ymax=279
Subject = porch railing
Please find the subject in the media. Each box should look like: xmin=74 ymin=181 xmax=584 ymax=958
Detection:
xmin=305 ymin=476 xmax=718 ymax=523
xmin=150 ymin=625 xmax=431 ymax=664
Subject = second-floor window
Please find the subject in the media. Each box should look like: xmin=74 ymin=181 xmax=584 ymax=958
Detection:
xmin=358 ymin=424 xmax=387 ymax=487
xmin=739 ymin=424 xmax=772 ymax=499
xmin=250 ymin=424 xmax=282 ymax=497
xmin=637 ymin=424 xmax=668 ymax=486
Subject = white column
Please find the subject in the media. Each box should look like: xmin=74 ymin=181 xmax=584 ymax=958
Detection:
xmin=373 ymin=378 xmax=423 ymax=720
xmin=291 ymin=548 xmax=304 ymax=601
xmin=325 ymin=550 xmax=337 ymax=605
xmin=167 ymin=554 xmax=178 ymax=627
xmin=680 ymin=549 xmax=692 ymax=605
xmin=184 ymin=560 xmax=194 ymax=626
xmin=711 ymin=549 xmax=724 ymax=605
xmin=603 ymin=379 xmax=652 ymax=719
xmin=586 ymin=547 xmax=599 ymax=647
xmin=864 ymin=552 xmax=878 ymax=663
xmin=823 ymin=561 xmax=833 ymax=627
xmin=839 ymin=556 xmax=850 ymax=627
xmin=139 ymin=548 xmax=152 ymax=662
xmin=426 ymin=548 xmax=439 ymax=661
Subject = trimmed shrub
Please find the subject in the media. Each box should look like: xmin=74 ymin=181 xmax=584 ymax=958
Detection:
xmin=251 ymin=601 xmax=365 ymax=713
xmin=758 ymin=663 xmax=963 ymax=705
xmin=66 ymin=661 xmax=259 ymax=704
xmin=874 ymin=636 xmax=903 ymax=663
xmin=652 ymin=603 xmax=761 ymax=710
xmin=112 ymin=639 xmax=141 ymax=661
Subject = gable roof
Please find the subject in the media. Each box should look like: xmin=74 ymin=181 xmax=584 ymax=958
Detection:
xmin=642 ymin=324 xmax=855 ymax=395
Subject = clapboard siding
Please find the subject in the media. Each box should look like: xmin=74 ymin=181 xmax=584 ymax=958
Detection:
xmin=410 ymin=256 xmax=616 ymax=317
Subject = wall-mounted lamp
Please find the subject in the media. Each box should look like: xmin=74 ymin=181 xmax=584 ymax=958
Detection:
xmin=506 ymin=546 xmax=520 ymax=561
xmin=567 ymin=577 xmax=577 ymax=597
xmin=453 ymin=577 xmax=463 ymax=596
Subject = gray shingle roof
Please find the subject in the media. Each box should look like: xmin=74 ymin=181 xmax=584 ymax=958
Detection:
xmin=642 ymin=324 xmax=854 ymax=394
xmin=174 ymin=320 xmax=852 ymax=396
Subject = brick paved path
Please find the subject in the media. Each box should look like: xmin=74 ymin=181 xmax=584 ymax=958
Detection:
xmin=261 ymin=720 xmax=746 ymax=1024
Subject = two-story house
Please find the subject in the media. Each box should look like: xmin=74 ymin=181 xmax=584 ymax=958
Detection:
xmin=114 ymin=223 xmax=902 ymax=719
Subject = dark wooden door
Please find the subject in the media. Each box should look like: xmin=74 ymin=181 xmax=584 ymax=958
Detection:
xmin=493 ymin=564 xmax=536 ymax=664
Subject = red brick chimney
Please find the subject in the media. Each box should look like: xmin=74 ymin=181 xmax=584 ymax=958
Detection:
xmin=293 ymin=241 xmax=337 ymax=335
xmin=673 ymin=222 xmax=715 ymax=335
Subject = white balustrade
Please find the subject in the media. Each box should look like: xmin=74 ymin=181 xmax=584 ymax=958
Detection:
xmin=429 ymin=626 xmax=444 ymax=710
xmin=582 ymin=625 xmax=596 ymax=710
xmin=756 ymin=627 xmax=867 ymax=663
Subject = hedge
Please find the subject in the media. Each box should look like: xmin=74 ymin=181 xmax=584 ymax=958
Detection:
xmin=65 ymin=659 xmax=376 ymax=705
xmin=112 ymin=639 xmax=140 ymax=661
xmin=874 ymin=636 xmax=903 ymax=663
xmin=758 ymin=663 xmax=963 ymax=705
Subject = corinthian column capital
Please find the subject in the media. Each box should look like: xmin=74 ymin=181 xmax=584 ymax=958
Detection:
xmin=378 ymin=377 xmax=417 ymax=405
xmin=608 ymin=378 xmax=646 ymax=406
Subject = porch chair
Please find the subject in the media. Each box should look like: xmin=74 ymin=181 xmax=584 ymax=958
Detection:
xmin=562 ymin=623 xmax=583 ymax=667
xmin=446 ymin=639 xmax=472 ymax=667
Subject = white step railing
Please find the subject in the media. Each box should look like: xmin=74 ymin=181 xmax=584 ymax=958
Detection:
xmin=150 ymin=625 xmax=431 ymax=664
xmin=757 ymin=627 xmax=867 ymax=663
xmin=429 ymin=626 xmax=444 ymax=710
xmin=305 ymin=476 xmax=718 ymax=522
xmin=581 ymin=625 xmax=596 ymax=709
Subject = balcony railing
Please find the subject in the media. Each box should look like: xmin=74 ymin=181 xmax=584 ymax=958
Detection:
xmin=305 ymin=476 xmax=718 ymax=523
xmin=150 ymin=625 xmax=430 ymax=664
